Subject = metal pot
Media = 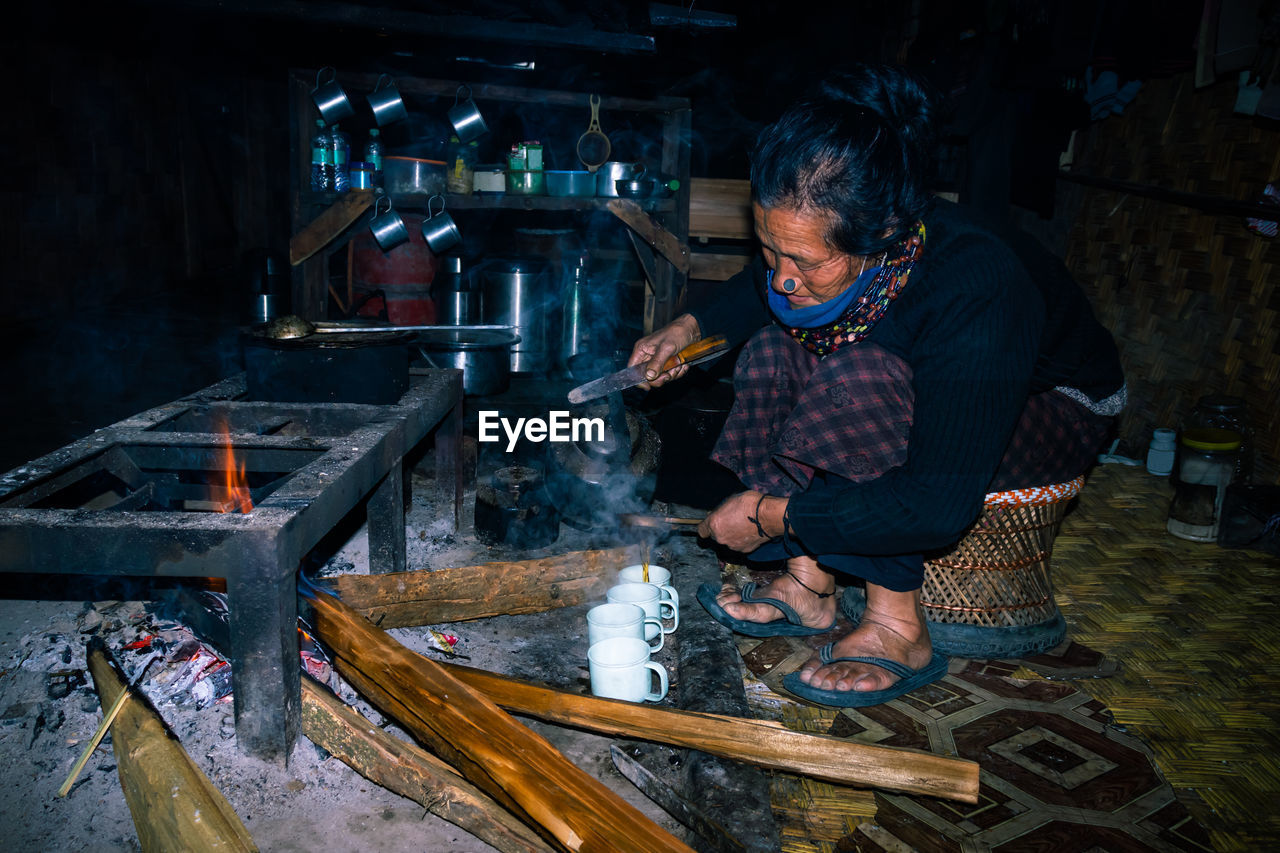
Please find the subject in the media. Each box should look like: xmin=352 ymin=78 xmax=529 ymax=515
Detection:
xmin=595 ymin=161 xmax=645 ymax=197
xmin=241 ymin=326 xmax=412 ymax=404
xmin=414 ymin=327 xmax=519 ymax=396
xmin=481 ymin=258 xmax=554 ymax=374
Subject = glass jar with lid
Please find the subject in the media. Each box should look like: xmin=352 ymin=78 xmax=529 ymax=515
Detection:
xmin=1166 ymin=428 xmax=1242 ymax=542
xmin=1186 ymin=395 xmax=1253 ymax=483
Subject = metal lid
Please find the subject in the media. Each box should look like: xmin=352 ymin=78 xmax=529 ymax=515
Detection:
xmin=1194 ymin=395 xmax=1247 ymax=413
xmin=416 ymin=327 xmax=520 ymax=351
xmin=484 ymin=256 xmax=548 ymax=275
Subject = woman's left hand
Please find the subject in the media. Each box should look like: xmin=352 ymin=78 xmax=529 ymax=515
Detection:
xmin=698 ymin=490 xmax=787 ymax=553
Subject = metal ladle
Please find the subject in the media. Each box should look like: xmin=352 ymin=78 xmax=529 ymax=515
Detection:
xmin=576 ymin=94 xmax=611 ymax=173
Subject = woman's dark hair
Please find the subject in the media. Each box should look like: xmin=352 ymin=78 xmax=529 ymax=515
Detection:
xmin=750 ymin=63 xmax=940 ymax=257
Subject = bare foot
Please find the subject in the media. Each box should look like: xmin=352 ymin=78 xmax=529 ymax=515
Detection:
xmin=796 ymin=587 xmax=934 ymax=693
xmin=716 ymin=556 xmax=836 ymax=630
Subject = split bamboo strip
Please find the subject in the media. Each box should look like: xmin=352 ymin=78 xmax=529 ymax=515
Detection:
xmin=316 ymin=545 xmax=641 ymax=628
xmin=85 ymin=642 xmax=257 ymax=853
xmin=443 ymin=664 xmax=980 ymax=805
xmin=299 ymin=678 xmax=553 ymax=853
xmin=302 ymin=583 xmax=694 ymax=853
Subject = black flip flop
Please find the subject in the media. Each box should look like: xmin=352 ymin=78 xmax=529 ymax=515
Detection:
xmin=696 ymin=582 xmax=836 ymax=638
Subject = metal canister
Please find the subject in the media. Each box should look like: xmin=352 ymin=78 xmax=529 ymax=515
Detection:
xmin=481 ymin=257 xmax=552 ymax=374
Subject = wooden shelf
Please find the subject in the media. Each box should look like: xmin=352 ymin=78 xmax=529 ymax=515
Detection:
xmin=289 ymin=71 xmax=691 ymax=331
xmin=300 ymin=190 xmax=674 ymax=214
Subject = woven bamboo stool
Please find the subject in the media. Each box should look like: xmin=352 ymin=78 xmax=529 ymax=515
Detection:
xmin=842 ymin=475 xmax=1084 ymax=659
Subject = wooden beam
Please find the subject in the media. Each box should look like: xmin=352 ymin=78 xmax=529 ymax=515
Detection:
xmin=315 ymin=545 xmax=641 ymax=628
xmin=157 ymin=0 xmax=657 ymax=55
xmin=607 ymin=199 xmax=692 ymax=274
xmin=443 ymin=664 xmax=981 ymax=805
xmin=85 ymin=641 xmax=258 ymax=853
xmin=300 ymin=678 xmax=554 ymax=853
xmin=289 ymin=192 xmax=375 ymax=266
xmin=302 ymin=583 xmax=694 ymax=853
xmin=1056 ymin=170 xmax=1280 ymax=219
xmin=649 ymin=2 xmax=737 ymax=28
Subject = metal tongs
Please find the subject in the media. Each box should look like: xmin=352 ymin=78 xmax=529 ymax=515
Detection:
xmin=617 ymin=513 xmax=706 ymax=532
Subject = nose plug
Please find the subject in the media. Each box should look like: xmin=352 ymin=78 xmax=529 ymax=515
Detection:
xmin=781 ymin=278 xmax=798 ymax=293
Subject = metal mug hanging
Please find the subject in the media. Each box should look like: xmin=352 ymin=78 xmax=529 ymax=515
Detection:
xmin=446 ymin=85 xmax=489 ymax=143
xmin=311 ymin=67 xmax=356 ymax=124
xmin=366 ymin=74 xmax=408 ymax=126
xmin=420 ymin=195 xmax=462 ymax=253
xmin=369 ymin=196 xmax=410 ymax=251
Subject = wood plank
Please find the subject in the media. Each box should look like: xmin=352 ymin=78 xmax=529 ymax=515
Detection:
xmin=443 ymin=664 xmax=980 ymax=805
xmin=689 ymin=178 xmax=752 ymax=240
xmin=690 ymin=252 xmax=752 ymax=282
xmin=607 ymin=199 xmax=692 ymax=273
xmin=300 ymin=678 xmax=553 ymax=853
xmin=289 ymin=192 xmax=374 ymax=266
xmin=302 ymin=583 xmax=694 ymax=853
xmin=85 ymin=642 xmax=258 ymax=853
xmin=315 ymin=545 xmax=640 ymax=628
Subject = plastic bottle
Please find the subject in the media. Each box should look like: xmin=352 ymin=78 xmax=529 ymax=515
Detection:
xmin=1146 ymin=428 xmax=1177 ymax=476
xmin=363 ymin=128 xmax=384 ymax=188
xmin=310 ymin=120 xmax=332 ymax=192
xmin=446 ymin=135 xmax=477 ymax=194
xmin=330 ymin=124 xmax=350 ymax=193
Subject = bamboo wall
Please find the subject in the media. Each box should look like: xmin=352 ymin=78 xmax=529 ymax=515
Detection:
xmin=1065 ymin=73 xmax=1280 ymax=484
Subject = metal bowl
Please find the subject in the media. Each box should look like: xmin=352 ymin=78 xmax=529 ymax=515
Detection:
xmin=545 ymin=170 xmax=595 ymax=197
xmin=615 ymin=178 xmax=655 ymax=199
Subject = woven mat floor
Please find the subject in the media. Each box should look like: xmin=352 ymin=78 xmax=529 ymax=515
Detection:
xmin=724 ymin=462 xmax=1279 ymax=852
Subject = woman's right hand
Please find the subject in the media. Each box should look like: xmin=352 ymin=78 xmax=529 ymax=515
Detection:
xmin=627 ymin=313 xmax=701 ymax=389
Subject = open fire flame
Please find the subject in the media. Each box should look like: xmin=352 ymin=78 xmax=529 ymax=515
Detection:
xmin=216 ymin=421 xmax=253 ymax=514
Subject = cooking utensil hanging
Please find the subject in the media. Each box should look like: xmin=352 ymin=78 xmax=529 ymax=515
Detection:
xmin=577 ymin=94 xmax=612 ymax=173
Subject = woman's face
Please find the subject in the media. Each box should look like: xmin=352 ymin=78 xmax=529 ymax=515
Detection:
xmin=753 ymin=203 xmax=862 ymax=307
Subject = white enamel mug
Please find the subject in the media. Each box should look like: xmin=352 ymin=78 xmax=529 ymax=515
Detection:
xmin=587 ymin=636 xmax=668 ymax=702
xmin=587 ymin=602 xmax=663 ymax=652
xmin=606 ymin=582 xmax=678 ymax=640
xmin=618 ymin=564 xmax=680 ymax=615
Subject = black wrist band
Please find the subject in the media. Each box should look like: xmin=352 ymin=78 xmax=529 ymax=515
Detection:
xmin=747 ymin=492 xmax=769 ymax=538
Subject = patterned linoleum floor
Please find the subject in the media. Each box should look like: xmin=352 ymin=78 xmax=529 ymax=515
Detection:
xmin=725 ymin=462 xmax=1279 ymax=852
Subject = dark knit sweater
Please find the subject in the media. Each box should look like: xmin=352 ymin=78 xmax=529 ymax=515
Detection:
xmin=687 ymin=199 xmax=1124 ymax=556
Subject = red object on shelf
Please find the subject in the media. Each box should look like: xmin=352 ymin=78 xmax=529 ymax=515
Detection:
xmin=351 ymin=212 xmax=439 ymax=325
